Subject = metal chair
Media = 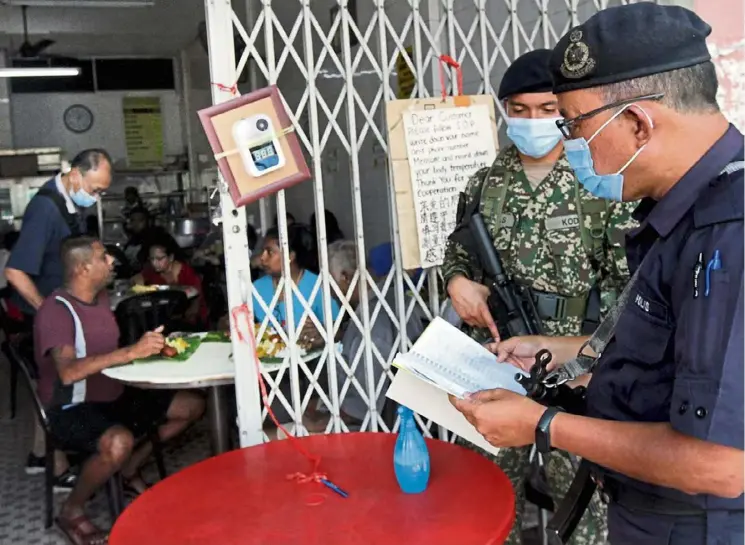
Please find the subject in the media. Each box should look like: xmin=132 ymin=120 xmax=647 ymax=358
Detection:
xmin=4 ymin=338 xmax=166 ymax=528
xmin=114 ymin=290 xmax=188 ymax=345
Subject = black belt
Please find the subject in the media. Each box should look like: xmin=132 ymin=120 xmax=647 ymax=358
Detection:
xmin=595 ymin=475 xmax=706 ymax=517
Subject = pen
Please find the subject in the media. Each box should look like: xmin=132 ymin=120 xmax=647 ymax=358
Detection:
xmin=693 ymin=252 xmax=703 ymax=299
xmin=320 ymin=478 xmax=349 ymax=498
xmin=704 ymin=249 xmax=722 ymax=298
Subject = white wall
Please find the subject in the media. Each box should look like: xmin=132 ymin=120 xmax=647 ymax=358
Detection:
xmin=10 ymin=90 xmax=185 ymax=166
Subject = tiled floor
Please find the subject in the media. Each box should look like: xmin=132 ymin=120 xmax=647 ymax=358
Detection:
xmin=0 ymin=356 xmax=543 ymax=545
xmin=0 ymin=356 xmax=213 ymax=545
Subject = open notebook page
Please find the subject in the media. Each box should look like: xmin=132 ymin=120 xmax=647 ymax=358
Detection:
xmin=393 ymin=317 xmax=527 ymax=398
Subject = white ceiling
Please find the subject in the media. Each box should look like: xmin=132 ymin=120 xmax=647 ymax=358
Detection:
xmin=0 ymin=0 xmax=215 ymax=57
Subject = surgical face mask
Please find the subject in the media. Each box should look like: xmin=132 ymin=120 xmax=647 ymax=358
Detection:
xmin=69 ymin=175 xmax=98 ymax=208
xmin=506 ymin=117 xmax=563 ymax=159
xmin=563 ymin=104 xmax=652 ymax=201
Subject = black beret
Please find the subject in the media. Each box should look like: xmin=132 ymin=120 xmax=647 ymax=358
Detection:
xmin=550 ymin=3 xmax=712 ymax=94
xmin=498 ymin=49 xmax=554 ymax=100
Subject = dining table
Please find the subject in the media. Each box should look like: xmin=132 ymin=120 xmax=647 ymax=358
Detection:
xmin=109 ymin=433 xmax=516 ymax=545
xmin=102 ymin=333 xmax=328 ymax=454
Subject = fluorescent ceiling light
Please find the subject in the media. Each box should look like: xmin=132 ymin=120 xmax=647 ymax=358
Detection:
xmin=5 ymin=0 xmax=154 ymax=6
xmin=0 ymin=67 xmax=81 ymax=78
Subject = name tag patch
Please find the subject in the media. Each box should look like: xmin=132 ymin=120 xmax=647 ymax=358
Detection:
xmin=633 ymin=292 xmax=669 ymax=322
xmin=500 ymin=213 xmax=515 ymax=228
xmin=545 ymin=214 xmax=580 ymax=231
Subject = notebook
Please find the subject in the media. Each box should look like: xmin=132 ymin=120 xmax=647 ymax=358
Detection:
xmin=391 ymin=317 xmax=528 ymax=398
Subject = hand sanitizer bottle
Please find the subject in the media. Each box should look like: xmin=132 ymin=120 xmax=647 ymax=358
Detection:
xmin=393 ymin=406 xmax=430 ymax=494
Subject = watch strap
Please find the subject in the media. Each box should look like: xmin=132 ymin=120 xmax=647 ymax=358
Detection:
xmin=535 ymin=407 xmax=563 ymax=453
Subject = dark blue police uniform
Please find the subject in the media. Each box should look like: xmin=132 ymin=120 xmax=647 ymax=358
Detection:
xmin=547 ymin=4 xmax=745 ymax=544
xmin=586 ymin=126 xmax=744 ymax=544
xmin=7 ymin=177 xmax=85 ymax=316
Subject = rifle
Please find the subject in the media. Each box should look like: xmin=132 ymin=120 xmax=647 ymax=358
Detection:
xmin=469 ymin=211 xmax=595 ymax=545
xmin=468 ymin=212 xmax=587 ymax=415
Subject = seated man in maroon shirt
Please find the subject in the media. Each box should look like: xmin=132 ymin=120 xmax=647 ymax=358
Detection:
xmin=35 ymin=236 xmax=205 ymax=545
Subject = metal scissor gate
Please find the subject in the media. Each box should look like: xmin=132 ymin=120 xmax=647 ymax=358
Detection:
xmin=202 ymin=0 xmax=651 ymax=447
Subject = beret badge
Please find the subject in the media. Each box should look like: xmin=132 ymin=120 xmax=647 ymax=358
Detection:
xmin=561 ymin=29 xmax=596 ymax=79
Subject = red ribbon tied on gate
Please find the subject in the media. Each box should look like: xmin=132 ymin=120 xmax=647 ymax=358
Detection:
xmin=231 ymin=304 xmax=325 ymax=486
xmin=438 ymin=54 xmax=463 ymax=99
xmin=212 ymin=81 xmax=239 ymax=95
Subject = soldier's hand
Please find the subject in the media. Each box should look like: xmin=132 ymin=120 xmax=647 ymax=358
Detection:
xmin=447 ymin=275 xmax=500 ymax=342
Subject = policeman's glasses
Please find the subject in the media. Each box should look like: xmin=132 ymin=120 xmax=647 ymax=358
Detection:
xmin=556 ymin=93 xmax=664 ymax=139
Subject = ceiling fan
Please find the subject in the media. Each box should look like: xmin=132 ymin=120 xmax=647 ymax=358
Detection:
xmin=12 ymin=6 xmax=56 ymax=59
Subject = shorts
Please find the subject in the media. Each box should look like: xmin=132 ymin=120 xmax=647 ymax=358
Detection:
xmin=47 ymin=387 xmax=175 ymax=454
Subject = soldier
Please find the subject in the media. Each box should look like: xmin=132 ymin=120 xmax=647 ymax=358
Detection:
xmin=442 ymin=49 xmax=637 ymax=544
xmin=452 ymin=4 xmax=744 ymax=545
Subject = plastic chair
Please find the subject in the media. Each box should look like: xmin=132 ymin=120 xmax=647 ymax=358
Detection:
xmin=368 ymin=242 xmax=424 ymax=283
xmin=368 ymin=242 xmax=394 ymax=277
xmin=114 ymin=290 xmax=188 ymax=346
xmin=3 ymin=337 xmax=167 ymax=528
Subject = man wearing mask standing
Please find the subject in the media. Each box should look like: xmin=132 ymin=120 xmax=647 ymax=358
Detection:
xmin=452 ymin=4 xmax=744 ymax=545
xmin=442 ymin=50 xmax=637 ymax=544
xmin=5 ymin=148 xmax=112 ymax=483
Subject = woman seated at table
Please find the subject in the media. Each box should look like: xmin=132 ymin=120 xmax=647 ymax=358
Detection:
xmin=131 ymin=233 xmax=208 ymax=328
xmin=253 ymin=224 xmax=340 ymax=336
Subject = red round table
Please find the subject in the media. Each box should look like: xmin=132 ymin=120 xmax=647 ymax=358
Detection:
xmin=110 ymin=432 xmax=515 ymax=545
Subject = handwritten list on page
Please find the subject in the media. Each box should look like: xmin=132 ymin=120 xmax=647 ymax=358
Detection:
xmin=402 ymin=104 xmax=497 ymax=268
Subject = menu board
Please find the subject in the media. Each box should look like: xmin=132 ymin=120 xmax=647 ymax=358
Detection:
xmin=123 ymin=96 xmax=164 ymax=168
xmin=396 ymin=46 xmax=415 ymax=99
xmin=402 ymin=104 xmax=496 ymax=268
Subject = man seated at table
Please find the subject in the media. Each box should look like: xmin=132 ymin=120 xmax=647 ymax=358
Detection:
xmin=35 ymin=236 xmax=205 ymax=545
xmin=304 ymin=240 xmax=426 ymax=430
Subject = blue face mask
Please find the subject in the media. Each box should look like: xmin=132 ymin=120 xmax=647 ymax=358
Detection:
xmin=563 ymin=104 xmax=652 ymax=201
xmin=70 ymin=179 xmax=98 ymax=208
xmin=506 ymin=117 xmax=563 ymax=159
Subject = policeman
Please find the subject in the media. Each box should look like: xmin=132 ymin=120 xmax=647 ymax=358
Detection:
xmin=451 ymin=4 xmax=744 ymax=545
xmin=442 ymin=49 xmax=637 ymax=544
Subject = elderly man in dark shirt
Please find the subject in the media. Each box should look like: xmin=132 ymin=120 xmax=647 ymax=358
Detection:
xmin=6 ymin=149 xmax=113 ymax=481
xmin=36 ymin=236 xmax=204 ymax=544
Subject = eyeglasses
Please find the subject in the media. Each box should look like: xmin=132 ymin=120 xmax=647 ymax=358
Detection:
xmin=555 ymin=93 xmax=664 ymax=139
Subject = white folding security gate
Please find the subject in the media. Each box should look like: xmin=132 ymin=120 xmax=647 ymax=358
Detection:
xmin=203 ymin=0 xmax=652 ymax=448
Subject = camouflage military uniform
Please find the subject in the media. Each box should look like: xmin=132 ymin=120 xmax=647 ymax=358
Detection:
xmin=442 ymin=144 xmax=638 ymax=545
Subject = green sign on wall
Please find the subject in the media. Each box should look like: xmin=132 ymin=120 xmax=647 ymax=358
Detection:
xmin=123 ymin=96 xmax=164 ymax=168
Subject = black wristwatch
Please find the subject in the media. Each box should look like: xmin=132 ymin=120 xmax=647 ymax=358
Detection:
xmin=535 ymin=407 xmax=563 ymax=453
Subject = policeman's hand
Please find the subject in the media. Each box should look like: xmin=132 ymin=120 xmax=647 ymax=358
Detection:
xmin=129 ymin=326 xmax=166 ymax=360
xmin=493 ymin=335 xmax=552 ymax=372
xmin=449 ymin=389 xmax=544 ymax=448
xmin=447 ymin=275 xmax=500 ymax=342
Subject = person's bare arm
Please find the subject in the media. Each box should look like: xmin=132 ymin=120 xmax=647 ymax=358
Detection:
xmin=5 ymin=267 xmax=44 ymax=310
xmin=51 ymin=328 xmax=165 ymax=385
xmin=551 ymin=414 xmax=743 ymax=498
xmin=52 ymin=345 xmax=136 ymax=385
xmin=130 ymin=273 xmax=145 ymax=286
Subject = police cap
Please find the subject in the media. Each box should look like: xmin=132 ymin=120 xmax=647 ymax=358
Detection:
xmin=498 ymin=49 xmax=554 ymax=100
xmin=549 ymin=3 xmax=712 ymax=94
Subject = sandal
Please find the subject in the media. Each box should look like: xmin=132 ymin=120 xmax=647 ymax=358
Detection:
xmin=55 ymin=515 xmax=108 ymax=545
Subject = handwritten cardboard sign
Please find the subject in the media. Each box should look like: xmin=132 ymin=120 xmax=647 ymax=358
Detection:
xmin=386 ymin=96 xmax=499 ymax=269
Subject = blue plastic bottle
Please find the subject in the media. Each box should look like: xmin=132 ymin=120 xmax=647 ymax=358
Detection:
xmin=393 ymin=406 xmax=430 ymax=493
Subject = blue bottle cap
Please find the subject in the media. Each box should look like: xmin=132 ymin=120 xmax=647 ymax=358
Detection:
xmin=397 ymin=405 xmax=412 ymax=417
